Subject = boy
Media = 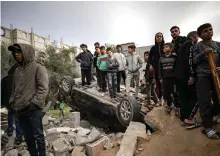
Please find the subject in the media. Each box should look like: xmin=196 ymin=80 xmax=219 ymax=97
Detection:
xmin=93 ymin=47 xmax=101 ymax=89
xmin=125 ymin=45 xmax=143 ymax=97
xmin=75 ymin=44 xmax=93 ymax=86
xmin=144 ymin=51 xmax=160 ymax=106
xmin=97 ymin=46 xmax=108 ymax=96
xmin=193 ymin=23 xmax=220 ymax=139
xmin=106 ymin=48 xmax=119 ymax=101
xmin=114 ymin=45 xmax=127 ymax=92
xmin=158 ymin=43 xmax=176 ymax=115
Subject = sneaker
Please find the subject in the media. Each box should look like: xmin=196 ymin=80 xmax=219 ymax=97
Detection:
xmin=7 ymin=129 xmax=13 ymax=137
xmin=14 ymin=138 xmax=23 ymax=147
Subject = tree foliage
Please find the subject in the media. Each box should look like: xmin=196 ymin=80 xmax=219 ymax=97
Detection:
xmin=105 ymin=43 xmax=116 ymax=52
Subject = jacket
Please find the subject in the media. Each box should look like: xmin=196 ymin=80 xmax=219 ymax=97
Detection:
xmin=107 ymin=57 xmax=119 ymax=73
xmin=193 ymin=41 xmax=220 ymax=76
xmin=145 ymin=61 xmax=155 ymax=80
xmin=149 ymin=44 xmax=164 ymax=72
xmin=125 ymin=53 xmax=143 ymax=73
xmin=172 ymin=36 xmax=188 ymax=54
xmin=113 ymin=52 xmax=126 ymax=71
xmin=174 ymin=39 xmax=196 ymax=79
xmin=97 ymin=54 xmax=108 ymax=71
xmin=75 ymin=51 xmax=93 ymax=70
xmin=158 ymin=54 xmax=176 ymax=79
xmin=9 ymin=43 xmax=49 ymax=111
xmin=93 ymin=51 xmax=100 ymax=69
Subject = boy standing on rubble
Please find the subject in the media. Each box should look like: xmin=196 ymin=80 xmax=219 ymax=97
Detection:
xmin=158 ymin=43 xmax=176 ymax=115
xmin=97 ymin=46 xmax=108 ymax=96
xmin=125 ymin=45 xmax=143 ymax=98
xmin=106 ymin=47 xmax=119 ymax=102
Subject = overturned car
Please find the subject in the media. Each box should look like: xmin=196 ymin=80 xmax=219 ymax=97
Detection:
xmin=58 ymin=76 xmax=148 ymax=127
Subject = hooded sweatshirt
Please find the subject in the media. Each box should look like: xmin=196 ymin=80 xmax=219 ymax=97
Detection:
xmin=126 ymin=53 xmax=143 ymax=73
xmin=97 ymin=54 xmax=108 ymax=71
xmin=9 ymin=43 xmax=49 ymax=111
xmin=113 ymin=52 xmax=126 ymax=71
xmin=75 ymin=51 xmax=93 ymax=70
xmin=193 ymin=41 xmax=220 ymax=76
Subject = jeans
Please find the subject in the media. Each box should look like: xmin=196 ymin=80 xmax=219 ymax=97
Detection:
xmin=126 ymin=71 xmax=140 ymax=97
xmin=81 ymin=69 xmax=91 ymax=86
xmin=100 ymin=71 xmax=107 ymax=92
xmin=8 ymin=110 xmax=23 ymax=140
xmin=107 ymin=72 xmax=117 ymax=98
xmin=146 ymin=79 xmax=159 ymax=104
xmin=116 ymin=71 xmax=126 ymax=92
xmin=163 ymin=78 xmax=175 ymax=106
xmin=18 ymin=109 xmax=46 ymax=156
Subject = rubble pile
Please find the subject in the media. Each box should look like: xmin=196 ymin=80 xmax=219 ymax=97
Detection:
xmin=1 ymin=111 xmax=127 ymax=156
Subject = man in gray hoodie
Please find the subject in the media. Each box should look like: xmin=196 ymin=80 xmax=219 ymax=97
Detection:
xmin=8 ymin=43 xmax=49 ymax=156
xmin=125 ymin=45 xmax=143 ymax=97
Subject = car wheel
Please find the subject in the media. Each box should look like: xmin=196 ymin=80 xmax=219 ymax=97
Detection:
xmin=61 ymin=76 xmax=74 ymax=94
xmin=116 ymin=96 xmax=141 ymax=127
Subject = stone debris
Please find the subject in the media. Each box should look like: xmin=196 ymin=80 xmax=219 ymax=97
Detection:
xmin=4 ymin=149 xmax=18 ymax=156
xmin=51 ymin=138 xmax=71 ymax=156
xmin=18 ymin=150 xmax=30 ymax=156
xmin=42 ymin=115 xmax=49 ymax=126
xmin=86 ymin=136 xmax=109 ymax=156
xmin=80 ymin=120 xmax=91 ymax=129
xmin=71 ymin=146 xmax=85 ymax=156
xmin=77 ymin=127 xmax=91 ymax=136
xmin=116 ymin=122 xmax=147 ymax=156
xmin=69 ymin=112 xmax=81 ymax=128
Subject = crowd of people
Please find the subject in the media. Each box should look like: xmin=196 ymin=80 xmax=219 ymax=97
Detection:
xmin=1 ymin=22 xmax=220 ymax=156
xmin=76 ymin=23 xmax=220 ymax=139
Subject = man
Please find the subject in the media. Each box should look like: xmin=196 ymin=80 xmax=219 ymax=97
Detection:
xmin=170 ymin=26 xmax=188 ymax=118
xmin=1 ymin=61 xmax=23 ymax=146
xmin=125 ymin=45 xmax=143 ymax=97
xmin=175 ymin=31 xmax=199 ymax=124
xmin=75 ymin=44 xmax=93 ymax=86
xmin=94 ymin=42 xmax=100 ymax=48
xmin=114 ymin=45 xmax=126 ymax=92
xmin=193 ymin=23 xmax=220 ymax=139
xmin=8 ymin=43 xmax=49 ymax=155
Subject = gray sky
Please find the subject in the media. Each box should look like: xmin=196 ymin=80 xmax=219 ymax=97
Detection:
xmin=1 ymin=1 xmax=220 ymax=50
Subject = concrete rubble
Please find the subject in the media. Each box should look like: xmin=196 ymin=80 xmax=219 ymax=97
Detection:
xmin=1 ymin=111 xmax=129 ymax=156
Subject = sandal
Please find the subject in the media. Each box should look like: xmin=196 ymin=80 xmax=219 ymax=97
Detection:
xmin=201 ymin=129 xmax=220 ymax=139
xmin=165 ymin=106 xmax=171 ymax=115
xmin=175 ymin=108 xmax=180 ymax=118
xmin=185 ymin=119 xmax=202 ymax=130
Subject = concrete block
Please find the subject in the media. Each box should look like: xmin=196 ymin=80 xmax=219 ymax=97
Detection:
xmin=86 ymin=137 xmax=109 ymax=156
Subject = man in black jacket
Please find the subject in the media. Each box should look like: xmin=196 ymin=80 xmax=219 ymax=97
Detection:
xmin=175 ymin=31 xmax=199 ymax=123
xmin=75 ymin=44 xmax=93 ymax=86
xmin=170 ymin=26 xmax=188 ymax=118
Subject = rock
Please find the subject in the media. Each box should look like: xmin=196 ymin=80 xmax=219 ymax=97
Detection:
xmin=107 ymin=133 xmax=116 ymax=142
xmin=46 ymin=129 xmax=59 ymax=142
xmin=72 ymin=146 xmax=85 ymax=156
xmin=77 ymin=127 xmax=91 ymax=136
xmin=116 ymin=132 xmax=124 ymax=140
xmin=69 ymin=112 xmax=80 ymax=128
xmin=5 ymin=132 xmax=16 ymax=150
xmin=48 ymin=153 xmax=55 ymax=156
xmin=68 ymin=131 xmax=77 ymax=138
xmin=104 ymin=142 xmax=114 ymax=150
xmin=52 ymin=138 xmax=72 ymax=156
xmin=65 ymin=134 xmax=74 ymax=144
xmin=86 ymin=137 xmax=109 ymax=156
xmin=43 ymin=115 xmax=49 ymax=126
xmin=144 ymin=108 xmax=163 ymax=131
xmin=19 ymin=150 xmax=30 ymax=156
xmin=116 ymin=122 xmax=147 ymax=156
xmin=4 ymin=149 xmax=19 ymax=156
xmin=147 ymin=130 xmax=152 ymax=136
xmin=80 ymin=120 xmax=91 ymax=129
xmin=47 ymin=127 xmax=77 ymax=134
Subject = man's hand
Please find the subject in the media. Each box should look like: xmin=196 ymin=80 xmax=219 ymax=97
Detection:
xmin=78 ymin=59 xmax=82 ymax=63
xmin=188 ymin=77 xmax=194 ymax=85
xmin=160 ymin=79 xmax=163 ymax=84
xmin=149 ymin=65 xmax=154 ymax=72
xmin=172 ymin=53 xmax=177 ymax=56
xmin=203 ymin=48 xmax=213 ymax=56
xmin=152 ymin=79 xmax=156 ymax=84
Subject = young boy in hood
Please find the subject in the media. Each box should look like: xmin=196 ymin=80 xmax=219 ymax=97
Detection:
xmin=125 ymin=45 xmax=143 ymax=97
xmin=97 ymin=46 xmax=108 ymax=96
xmin=114 ymin=45 xmax=127 ymax=92
xmin=8 ymin=43 xmax=49 ymax=156
xmin=75 ymin=44 xmax=93 ymax=86
xmin=106 ymin=48 xmax=119 ymax=101
xmin=158 ymin=43 xmax=176 ymax=115
xmin=193 ymin=23 xmax=220 ymax=139
xmin=144 ymin=51 xmax=159 ymax=106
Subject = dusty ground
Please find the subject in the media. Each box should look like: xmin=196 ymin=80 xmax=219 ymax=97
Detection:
xmin=98 ymin=107 xmax=220 ymax=156
xmin=137 ymin=107 xmax=220 ymax=156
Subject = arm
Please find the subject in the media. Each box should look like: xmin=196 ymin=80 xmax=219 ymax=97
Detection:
xmin=188 ymin=44 xmax=195 ymax=77
xmin=158 ymin=58 xmax=162 ymax=80
xmin=9 ymin=71 xmax=16 ymax=105
xmin=107 ymin=58 xmax=113 ymax=69
xmin=193 ymin=45 xmax=206 ymax=65
xmin=133 ymin=56 xmax=143 ymax=72
xmin=31 ymin=65 xmax=49 ymax=107
xmin=97 ymin=56 xmax=101 ymax=69
xmin=75 ymin=53 xmax=81 ymax=63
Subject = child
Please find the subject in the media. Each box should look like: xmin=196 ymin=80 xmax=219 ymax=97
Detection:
xmin=97 ymin=46 xmax=108 ymax=96
xmin=94 ymin=47 xmax=101 ymax=89
xmin=193 ymin=23 xmax=220 ymax=139
xmin=158 ymin=43 xmax=176 ymax=115
xmin=144 ymin=51 xmax=160 ymax=106
xmin=125 ymin=45 xmax=143 ymax=97
xmin=106 ymin=48 xmax=119 ymax=101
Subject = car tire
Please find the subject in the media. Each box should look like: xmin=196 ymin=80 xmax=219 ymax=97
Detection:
xmin=116 ymin=96 xmax=141 ymax=127
xmin=61 ymin=76 xmax=74 ymax=94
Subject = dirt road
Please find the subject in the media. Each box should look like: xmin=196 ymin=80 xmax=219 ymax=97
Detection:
xmin=137 ymin=107 xmax=220 ymax=156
